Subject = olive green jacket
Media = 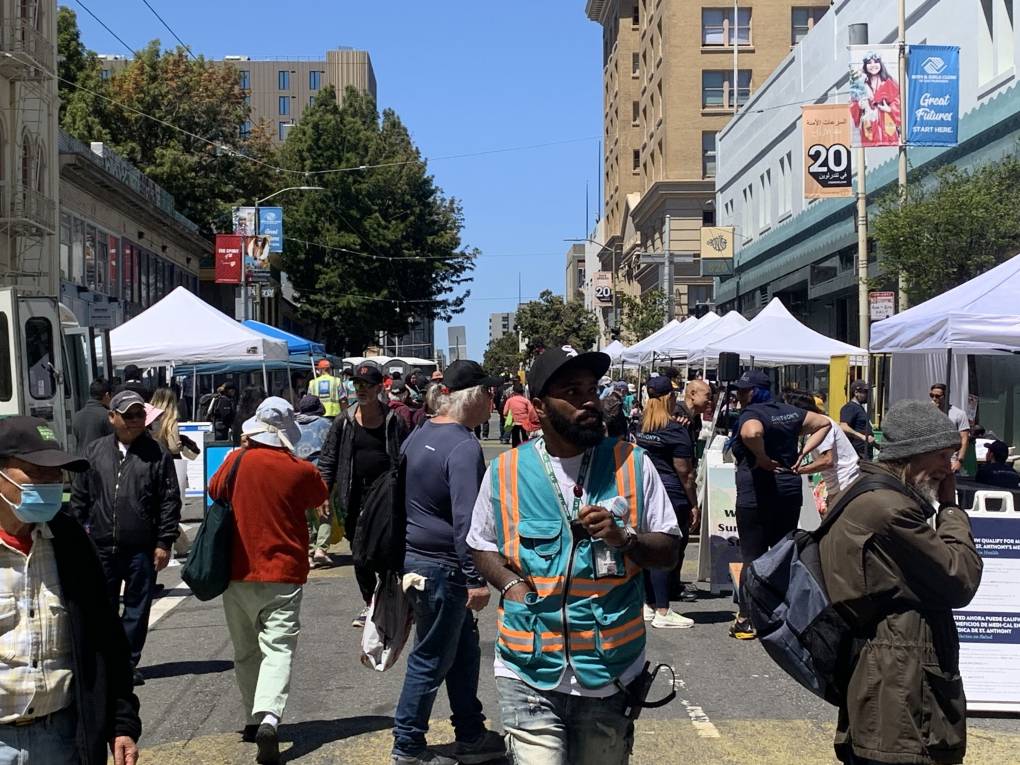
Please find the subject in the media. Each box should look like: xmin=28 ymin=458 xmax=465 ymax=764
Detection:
xmin=820 ymin=462 xmax=983 ymax=764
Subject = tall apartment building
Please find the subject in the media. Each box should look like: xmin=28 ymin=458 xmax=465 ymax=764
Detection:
xmin=585 ymin=0 xmax=829 ymax=338
xmin=99 ymin=48 xmax=377 ymax=143
xmin=489 ymin=311 xmax=516 ymax=344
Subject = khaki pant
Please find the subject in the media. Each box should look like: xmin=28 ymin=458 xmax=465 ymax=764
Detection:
xmin=222 ymin=581 xmax=303 ymax=723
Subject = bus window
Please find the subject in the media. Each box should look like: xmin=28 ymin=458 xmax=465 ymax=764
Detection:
xmin=0 ymin=313 xmax=11 ymax=402
xmin=25 ymin=316 xmax=55 ymax=400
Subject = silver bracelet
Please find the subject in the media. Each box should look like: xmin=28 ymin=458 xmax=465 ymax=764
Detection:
xmin=500 ymin=578 xmax=525 ymax=596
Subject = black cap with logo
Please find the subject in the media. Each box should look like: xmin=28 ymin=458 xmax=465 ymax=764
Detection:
xmin=353 ymin=365 xmax=384 ymax=386
xmin=0 ymin=416 xmax=89 ymax=471
xmin=443 ymin=360 xmax=502 ymax=393
xmin=527 ymin=346 xmax=611 ymax=399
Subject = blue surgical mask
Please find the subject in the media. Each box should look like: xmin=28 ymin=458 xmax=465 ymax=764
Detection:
xmin=0 ymin=470 xmax=64 ymax=524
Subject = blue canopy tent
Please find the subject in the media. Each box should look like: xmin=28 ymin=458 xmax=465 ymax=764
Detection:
xmin=241 ymin=320 xmax=326 ymax=357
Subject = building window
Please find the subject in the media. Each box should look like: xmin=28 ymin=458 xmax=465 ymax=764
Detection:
xmin=978 ymin=0 xmax=1015 ymax=83
xmin=239 ymin=120 xmax=251 ymax=139
xmin=632 ymin=149 xmax=640 ymax=172
xmin=778 ymin=151 xmax=793 ymax=215
xmin=631 ymin=51 xmax=640 ymax=77
xmin=279 ymin=96 xmax=290 ymax=115
xmin=702 ymin=132 xmax=717 ymax=178
xmin=741 ymin=184 xmax=754 ymax=243
xmin=791 ymin=7 xmax=827 ymax=45
xmin=702 ymin=7 xmax=752 ymax=47
xmin=632 ymin=100 xmax=639 ymax=125
xmin=99 ymin=68 xmax=111 ymax=81
xmin=279 ymin=121 xmax=293 ymax=141
xmin=631 ymin=2 xmax=639 ymax=28
xmin=239 ymin=70 xmax=250 ymax=90
xmin=759 ymin=170 xmax=772 ymax=230
xmin=278 ymin=70 xmax=289 ymax=90
xmin=71 ymin=216 xmax=84 ymax=285
xmin=243 ymin=94 xmax=251 ymax=107
xmin=108 ymin=234 xmax=119 ymax=299
xmin=702 ymin=70 xmax=752 ymax=109
xmin=309 ymin=70 xmax=321 ymax=90
xmin=59 ymin=212 xmax=70 ymax=280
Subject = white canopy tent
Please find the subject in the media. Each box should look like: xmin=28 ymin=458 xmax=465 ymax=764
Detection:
xmin=620 ymin=318 xmax=684 ymax=365
xmin=674 ymin=310 xmax=750 ymax=363
xmin=691 ymin=298 xmax=866 ymax=365
xmin=656 ymin=312 xmax=732 ymax=359
xmin=109 ymin=287 xmax=289 ymax=367
xmin=601 ymin=340 xmax=626 ymax=364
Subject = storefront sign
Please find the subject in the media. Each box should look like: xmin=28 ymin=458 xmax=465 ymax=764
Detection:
xmin=258 ymin=206 xmax=284 ymax=253
xmin=214 ymin=234 xmax=243 ymax=284
xmin=700 ymin=226 xmax=735 ymax=259
xmin=906 ymin=45 xmax=959 ymax=146
xmin=802 ymin=105 xmax=852 ymax=198
xmin=593 ymin=271 xmax=613 ymax=305
xmin=848 ymin=44 xmax=902 ymax=148
xmin=955 ymin=513 xmax=1020 ymax=712
xmin=869 ymin=291 xmax=896 ymax=321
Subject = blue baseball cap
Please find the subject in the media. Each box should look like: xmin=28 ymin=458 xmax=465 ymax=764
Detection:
xmin=733 ymin=369 xmax=770 ymax=390
xmin=646 ymin=376 xmax=674 ymax=398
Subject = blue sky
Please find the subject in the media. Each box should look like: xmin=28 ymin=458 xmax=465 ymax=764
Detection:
xmin=72 ymin=1 xmax=603 ymax=361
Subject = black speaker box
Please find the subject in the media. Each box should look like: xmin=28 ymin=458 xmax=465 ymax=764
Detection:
xmin=718 ymin=352 xmax=740 ymax=381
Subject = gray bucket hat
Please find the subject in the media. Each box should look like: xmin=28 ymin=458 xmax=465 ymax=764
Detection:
xmin=877 ymin=399 xmax=961 ymax=462
xmin=241 ymin=396 xmax=302 ymax=451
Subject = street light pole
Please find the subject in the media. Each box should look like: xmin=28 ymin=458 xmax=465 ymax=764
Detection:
xmin=897 ymin=0 xmax=909 ymax=311
xmin=849 ymin=23 xmax=870 ymax=357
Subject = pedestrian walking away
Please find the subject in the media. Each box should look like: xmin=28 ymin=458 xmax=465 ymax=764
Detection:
xmin=318 ymin=364 xmax=408 ymax=627
xmin=391 ymin=359 xmax=506 ymax=765
xmin=293 ymin=395 xmax=335 ymax=568
xmin=820 ymin=400 xmax=982 ymax=764
xmin=0 ymin=416 xmax=141 ymax=765
xmin=468 ymin=346 xmax=682 ymax=765
xmin=727 ymin=371 xmax=830 ymax=640
xmin=502 ymin=382 xmax=540 ymax=448
xmin=208 ymin=397 xmax=329 ymax=765
xmin=310 ymin=359 xmax=345 ymax=418
xmin=71 ymin=377 xmax=114 ymax=454
xmin=70 ymin=390 xmax=182 ymax=686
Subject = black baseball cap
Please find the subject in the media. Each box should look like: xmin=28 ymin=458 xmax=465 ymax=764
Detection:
xmin=0 ymin=416 xmax=88 ymax=471
xmin=647 ymin=376 xmax=674 ymax=398
xmin=353 ymin=365 xmax=384 ymax=385
xmin=988 ymin=440 xmax=1010 ymax=462
xmin=110 ymin=390 xmax=146 ymax=413
xmin=443 ymin=360 xmax=501 ymax=393
xmin=527 ymin=346 xmax=611 ymax=399
xmin=733 ymin=369 xmax=770 ymax=390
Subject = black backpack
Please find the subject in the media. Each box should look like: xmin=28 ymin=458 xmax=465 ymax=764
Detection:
xmin=744 ymin=472 xmax=905 ymax=705
xmin=351 ymin=455 xmax=407 ymax=574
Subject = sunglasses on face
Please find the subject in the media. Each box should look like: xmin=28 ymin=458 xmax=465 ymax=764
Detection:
xmin=354 ymin=380 xmax=378 ymax=391
xmin=119 ymin=410 xmax=146 ymax=421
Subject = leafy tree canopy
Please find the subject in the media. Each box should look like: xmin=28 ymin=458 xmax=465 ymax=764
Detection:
xmin=514 ymin=290 xmax=598 ymax=359
xmin=278 ymin=87 xmax=474 ymax=354
xmin=620 ymin=289 xmax=668 ymax=343
xmin=873 ymin=156 xmax=1020 ymax=303
xmin=483 ymin=332 xmax=522 ymax=377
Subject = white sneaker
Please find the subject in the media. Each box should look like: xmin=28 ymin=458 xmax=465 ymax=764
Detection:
xmin=643 ymin=604 xmax=655 ymax=622
xmin=651 ymin=610 xmax=694 ymax=629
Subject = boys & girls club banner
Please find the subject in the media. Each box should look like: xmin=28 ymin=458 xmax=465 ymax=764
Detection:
xmin=906 ymin=45 xmax=960 ymax=146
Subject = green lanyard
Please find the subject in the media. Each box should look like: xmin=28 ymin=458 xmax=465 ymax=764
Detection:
xmin=536 ymin=438 xmax=593 ymax=521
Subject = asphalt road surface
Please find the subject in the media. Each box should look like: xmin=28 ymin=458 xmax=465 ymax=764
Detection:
xmin=132 ymin=440 xmax=1020 ymax=764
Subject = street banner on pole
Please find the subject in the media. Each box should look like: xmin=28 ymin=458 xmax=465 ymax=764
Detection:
xmin=232 ymin=207 xmax=257 ymax=236
xmin=258 ymin=206 xmax=284 ymax=253
xmin=214 ymin=234 xmax=243 ymax=284
xmin=848 ymin=44 xmax=902 ymax=147
xmin=802 ymin=105 xmax=852 ymax=199
xmin=593 ymin=271 xmax=613 ymax=305
xmin=244 ymin=236 xmax=272 ymax=283
xmin=906 ymin=45 xmax=960 ymax=146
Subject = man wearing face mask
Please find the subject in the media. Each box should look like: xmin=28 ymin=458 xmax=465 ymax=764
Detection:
xmin=71 ymin=390 xmax=181 ymax=687
xmin=0 ymin=416 xmax=141 ymax=765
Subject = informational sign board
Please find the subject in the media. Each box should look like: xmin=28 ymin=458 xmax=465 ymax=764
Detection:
xmin=869 ymin=291 xmax=896 ymax=321
xmin=802 ymin=105 xmax=853 ymax=198
xmin=954 ymin=511 xmax=1020 ymax=712
xmin=204 ymin=443 xmax=237 ymax=508
xmin=178 ymin=422 xmax=212 ymax=500
xmin=593 ymin=272 xmax=613 ymax=305
xmin=848 ymin=44 xmax=902 ymax=148
xmin=906 ymin=45 xmax=960 ymax=146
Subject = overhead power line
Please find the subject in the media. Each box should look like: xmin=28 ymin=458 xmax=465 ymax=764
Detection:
xmin=138 ymin=0 xmax=197 ymax=60
xmin=74 ymin=0 xmax=137 ymax=57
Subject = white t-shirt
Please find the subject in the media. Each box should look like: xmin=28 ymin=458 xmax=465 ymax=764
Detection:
xmin=467 ymin=447 xmax=680 ymax=698
xmin=947 ymin=405 xmax=969 ymax=433
xmin=811 ymin=418 xmax=860 ymax=494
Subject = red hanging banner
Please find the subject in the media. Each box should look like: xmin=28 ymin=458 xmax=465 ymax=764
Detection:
xmin=215 ymin=234 xmax=243 ymax=284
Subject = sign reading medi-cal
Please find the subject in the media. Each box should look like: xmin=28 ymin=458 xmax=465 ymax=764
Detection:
xmin=906 ymin=45 xmax=960 ymax=146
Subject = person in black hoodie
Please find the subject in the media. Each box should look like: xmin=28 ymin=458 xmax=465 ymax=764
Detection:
xmin=71 ymin=390 xmax=181 ymax=686
xmin=0 ymin=416 xmax=140 ymax=765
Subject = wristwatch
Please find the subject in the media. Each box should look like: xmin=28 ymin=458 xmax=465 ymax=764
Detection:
xmin=610 ymin=525 xmax=638 ymax=552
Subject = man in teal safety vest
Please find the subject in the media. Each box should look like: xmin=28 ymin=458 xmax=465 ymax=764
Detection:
xmin=467 ymin=346 xmax=681 ymax=763
xmin=310 ymin=359 xmax=343 ymax=418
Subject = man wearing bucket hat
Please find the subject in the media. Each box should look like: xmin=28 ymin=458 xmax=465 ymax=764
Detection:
xmin=71 ymin=390 xmax=181 ymax=686
xmin=209 ymin=397 xmax=328 ymax=764
xmin=820 ymin=400 xmax=982 ymax=765
xmin=0 ymin=416 xmax=141 ymax=765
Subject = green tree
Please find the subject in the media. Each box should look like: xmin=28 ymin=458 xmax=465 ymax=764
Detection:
xmin=483 ymin=332 xmax=522 ymax=377
xmin=873 ymin=157 xmax=1020 ymax=303
xmin=278 ymin=87 xmax=475 ymax=353
xmin=620 ymin=289 xmax=669 ymax=342
xmin=514 ymin=290 xmax=598 ymax=358
xmin=57 ymin=7 xmax=110 ymax=133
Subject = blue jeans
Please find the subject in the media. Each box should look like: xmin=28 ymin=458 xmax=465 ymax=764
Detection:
xmin=496 ymin=676 xmax=634 ymax=764
xmin=0 ymin=706 xmax=78 ymax=765
xmin=97 ymin=545 xmax=156 ymax=667
xmin=392 ymin=555 xmax=486 ymax=757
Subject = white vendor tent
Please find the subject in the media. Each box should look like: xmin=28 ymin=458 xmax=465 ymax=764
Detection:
xmin=601 ymin=340 xmax=626 ymax=364
xmin=870 ymin=252 xmax=1020 ymax=354
xmin=692 ymin=298 xmax=866 ymax=365
xmin=110 ymin=287 xmax=289 ymax=367
xmin=620 ymin=318 xmax=684 ymax=364
xmin=677 ymin=310 xmax=750 ymax=361
xmin=656 ymin=311 xmax=729 ymax=358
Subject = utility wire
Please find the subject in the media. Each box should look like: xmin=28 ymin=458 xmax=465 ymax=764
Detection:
xmin=285 ymin=236 xmax=554 ymax=261
xmin=74 ymin=0 xmax=137 ymax=57
xmin=138 ymin=0 xmax=197 ymax=60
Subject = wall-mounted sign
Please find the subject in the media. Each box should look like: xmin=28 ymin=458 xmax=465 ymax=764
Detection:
xmin=802 ymin=105 xmax=852 ymax=198
xmin=869 ymin=291 xmax=896 ymax=321
xmin=700 ymin=226 xmax=735 ymax=259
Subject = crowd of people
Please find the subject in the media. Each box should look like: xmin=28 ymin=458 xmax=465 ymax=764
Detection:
xmin=0 ymin=346 xmax=1005 ymax=765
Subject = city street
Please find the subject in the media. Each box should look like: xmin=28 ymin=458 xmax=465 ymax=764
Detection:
xmin=132 ymin=444 xmax=1020 ymax=765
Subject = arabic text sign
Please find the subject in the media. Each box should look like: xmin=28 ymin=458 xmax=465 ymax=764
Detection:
xmin=907 ymin=45 xmax=959 ymax=147
xmin=802 ymin=105 xmax=852 ymax=199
